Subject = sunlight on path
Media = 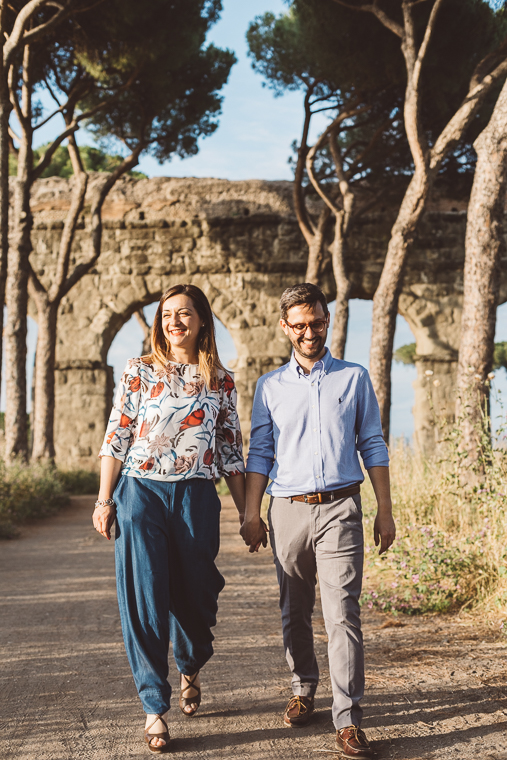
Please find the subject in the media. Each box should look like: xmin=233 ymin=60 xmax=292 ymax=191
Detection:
xmin=0 ymin=496 xmax=506 ymax=759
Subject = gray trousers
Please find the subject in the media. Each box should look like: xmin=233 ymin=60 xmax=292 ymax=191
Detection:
xmin=269 ymin=493 xmax=364 ymax=730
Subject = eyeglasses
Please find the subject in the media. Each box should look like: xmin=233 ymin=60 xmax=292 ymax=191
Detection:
xmin=284 ymin=318 xmax=328 ymax=336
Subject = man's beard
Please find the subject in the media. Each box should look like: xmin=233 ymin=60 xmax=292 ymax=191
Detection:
xmin=290 ymin=331 xmax=327 ymax=360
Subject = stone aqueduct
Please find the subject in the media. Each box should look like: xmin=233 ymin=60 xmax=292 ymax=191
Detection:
xmin=27 ymin=176 xmax=507 ymax=471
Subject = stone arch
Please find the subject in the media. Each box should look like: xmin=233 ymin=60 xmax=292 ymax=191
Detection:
xmin=54 ymin=270 xmax=291 ymax=468
xmin=28 ymin=175 xmax=507 ymax=469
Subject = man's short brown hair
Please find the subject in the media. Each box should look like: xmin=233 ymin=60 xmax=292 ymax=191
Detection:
xmin=279 ymin=283 xmax=329 ymax=322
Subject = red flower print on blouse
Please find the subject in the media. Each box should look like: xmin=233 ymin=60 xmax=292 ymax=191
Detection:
xmin=223 ymin=373 xmax=234 ymax=397
xmin=107 ymin=431 xmax=115 ymax=444
xmin=129 ymin=376 xmax=141 ymax=392
xmin=203 ymin=448 xmax=214 ymax=467
xmin=223 ymin=427 xmax=235 ymax=444
xmin=138 ymin=414 xmax=160 ymax=439
xmin=150 ymin=380 xmax=165 ymax=398
xmin=179 ymin=408 xmax=205 ymax=431
xmin=140 ymin=457 xmax=155 ymax=470
xmin=119 ymin=413 xmax=132 ymax=428
xmin=139 ymin=418 xmax=152 ymax=438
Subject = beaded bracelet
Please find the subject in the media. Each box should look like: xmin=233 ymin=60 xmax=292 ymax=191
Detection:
xmin=94 ymin=498 xmax=116 ymax=510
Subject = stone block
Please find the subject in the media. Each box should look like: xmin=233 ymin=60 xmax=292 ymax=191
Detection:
xmin=23 ymin=175 xmax=507 ymax=469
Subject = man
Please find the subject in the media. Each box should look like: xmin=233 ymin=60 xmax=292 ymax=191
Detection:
xmin=241 ymin=283 xmax=395 ymax=759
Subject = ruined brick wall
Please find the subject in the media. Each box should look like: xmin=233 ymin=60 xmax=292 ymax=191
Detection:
xmin=27 ymin=176 xmax=507 ymax=469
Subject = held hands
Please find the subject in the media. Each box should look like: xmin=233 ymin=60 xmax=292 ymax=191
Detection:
xmin=240 ymin=515 xmax=269 ymax=553
xmin=92 ymin=504 xmax=116 ymax=541
xmin=374 ymin=507 xmax=396 ymax=555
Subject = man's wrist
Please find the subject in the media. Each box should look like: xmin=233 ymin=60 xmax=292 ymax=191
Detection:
xmin=376 ymin=502 xmax=393 ymax=513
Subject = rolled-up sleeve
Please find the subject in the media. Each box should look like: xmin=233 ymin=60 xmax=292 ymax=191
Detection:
xmin=246 ymin=379 xmax=275 ymax=476
xmin=99 ymin=362 xmax=141 ymax=462
xmin=216 ymin=374 xmax=245 ymax=477
xmin=355 ymin=371 xmax=389 ymax=469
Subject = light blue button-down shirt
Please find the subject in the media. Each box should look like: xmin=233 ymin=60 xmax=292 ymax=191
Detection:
xmin=246 ymin=348 xmax=389 ymax=497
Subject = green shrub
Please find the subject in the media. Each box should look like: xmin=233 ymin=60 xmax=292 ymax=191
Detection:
xmin=56 ymin=468 xmax=99 ymax=495
xmin=362 ymin=521 xmax=493 ymax=614
xmin=0 ymin=463 xmax=99 ymax=538
xmin=0 ymin=461 xmax=68 ymax=538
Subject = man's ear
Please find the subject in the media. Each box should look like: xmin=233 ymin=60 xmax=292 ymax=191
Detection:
xmin=280 ymin=318 xmax=289 ymax=336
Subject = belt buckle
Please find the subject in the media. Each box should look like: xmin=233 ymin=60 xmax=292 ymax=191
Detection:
xmin=304 ymin=493 xmax=320 ymax=504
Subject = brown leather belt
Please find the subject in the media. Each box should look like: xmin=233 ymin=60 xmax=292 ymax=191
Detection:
xmin=290 ymin=484 xmax=360 ymax=504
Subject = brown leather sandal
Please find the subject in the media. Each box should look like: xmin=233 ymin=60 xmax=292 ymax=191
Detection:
xmin=179 ymin=672 xmax=201 ymax=716
xmin=144 ymin=714 xmax=170 ymax=754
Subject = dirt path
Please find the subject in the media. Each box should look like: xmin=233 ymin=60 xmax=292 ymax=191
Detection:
xmin=1 ymin=495 xmax=507 ymax=760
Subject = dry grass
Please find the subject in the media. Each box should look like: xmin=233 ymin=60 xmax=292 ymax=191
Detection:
xmin=362 ymin=436 xmax=507 ymax=617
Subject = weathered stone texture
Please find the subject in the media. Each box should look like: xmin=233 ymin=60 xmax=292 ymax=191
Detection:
xmin=26 ymin=176 xmax=507 ymax=470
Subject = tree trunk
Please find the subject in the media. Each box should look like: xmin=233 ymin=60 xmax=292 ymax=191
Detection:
xmin=30 ymin=155 xmax=87 ymax=461
xmin=329 ymin=211 xmax=352 ymax=359
xmin=4 ymin=150 xmax=32 ymax=460
xmin=369 ymin=168 xmax=431 ymax=440
xmin=456 ymin=77 xmax=507 ymax=468
xmin=305 ymin=206 xmax=330 ymax=284
xmin=29 ymin=150 xmax=142 ymax=461
xmin=5 ymin=42 xmax=33 ymax=461
xmin=0 ymin=45 xmax=9 ymax=407
xmin=31 ymin=297 xmax=57 ymax=460
xmin=134 ymin=309 xmax=152 ymax=355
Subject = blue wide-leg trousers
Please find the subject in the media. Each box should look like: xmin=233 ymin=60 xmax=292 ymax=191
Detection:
xmin=114 ymin=475 xmax=224 ymax=715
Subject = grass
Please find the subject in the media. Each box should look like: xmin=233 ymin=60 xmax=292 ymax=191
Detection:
xmin=0 ymin=462 xmax=99 ymax=539
xmin=362 ymin=430 xmax=507 ymax=617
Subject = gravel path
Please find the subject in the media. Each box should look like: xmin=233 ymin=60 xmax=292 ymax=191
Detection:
xmin=1 ymin=495 xmax=507 ymax=759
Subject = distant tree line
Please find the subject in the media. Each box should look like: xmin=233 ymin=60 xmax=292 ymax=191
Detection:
xmin=10 ymin=143 xmax=148 ymax=178
xmin=394 ymin=342 xmax=507 ymax=373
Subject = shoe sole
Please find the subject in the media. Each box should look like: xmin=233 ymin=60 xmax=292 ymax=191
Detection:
xmin=335 ymin=746 xmax=372 ymax=759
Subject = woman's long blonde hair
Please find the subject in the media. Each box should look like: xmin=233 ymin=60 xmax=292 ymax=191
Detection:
xmin=148 ymin=284 xmax=225 ymax=389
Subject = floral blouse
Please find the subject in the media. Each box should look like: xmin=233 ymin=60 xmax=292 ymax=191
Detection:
xmin=99 ymin=357 xmax=245 ymax=481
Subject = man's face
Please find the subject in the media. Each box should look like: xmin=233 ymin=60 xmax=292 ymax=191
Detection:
xmin=280 ymin=302 xmax=329 ymax=360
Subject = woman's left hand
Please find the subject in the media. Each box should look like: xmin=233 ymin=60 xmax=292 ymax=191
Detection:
xmin=93 ymin=504 xmax=116 ymax=540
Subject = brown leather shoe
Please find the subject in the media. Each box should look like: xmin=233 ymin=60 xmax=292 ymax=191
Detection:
xmin=283 ymin=695 xmax=314 ymax=726
xmin=336 ymin=725 xmax=372 ymax=758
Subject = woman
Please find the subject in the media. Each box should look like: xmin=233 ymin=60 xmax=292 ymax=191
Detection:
xmin=93 ymin=284 xmax=245 ymax=754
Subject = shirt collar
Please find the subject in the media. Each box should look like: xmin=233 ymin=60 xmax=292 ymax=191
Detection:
xmin=289 ymin=347 xmax=332 ymax=377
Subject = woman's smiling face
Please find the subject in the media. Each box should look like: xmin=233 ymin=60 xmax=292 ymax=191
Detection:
xmin=162 ymin=294 xmax=203 ymax=358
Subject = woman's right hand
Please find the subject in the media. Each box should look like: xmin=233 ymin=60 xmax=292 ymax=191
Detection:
xmin=94 ymin=457 xmax=123 ymax=540
xmin=93 ymin=504 xmax=116 ymax=540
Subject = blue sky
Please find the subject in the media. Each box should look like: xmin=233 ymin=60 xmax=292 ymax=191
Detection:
xmin=134 ymin=0 xmax=329 ymax=180
xmin=7 ymin=0 xmax=507 ymax=439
